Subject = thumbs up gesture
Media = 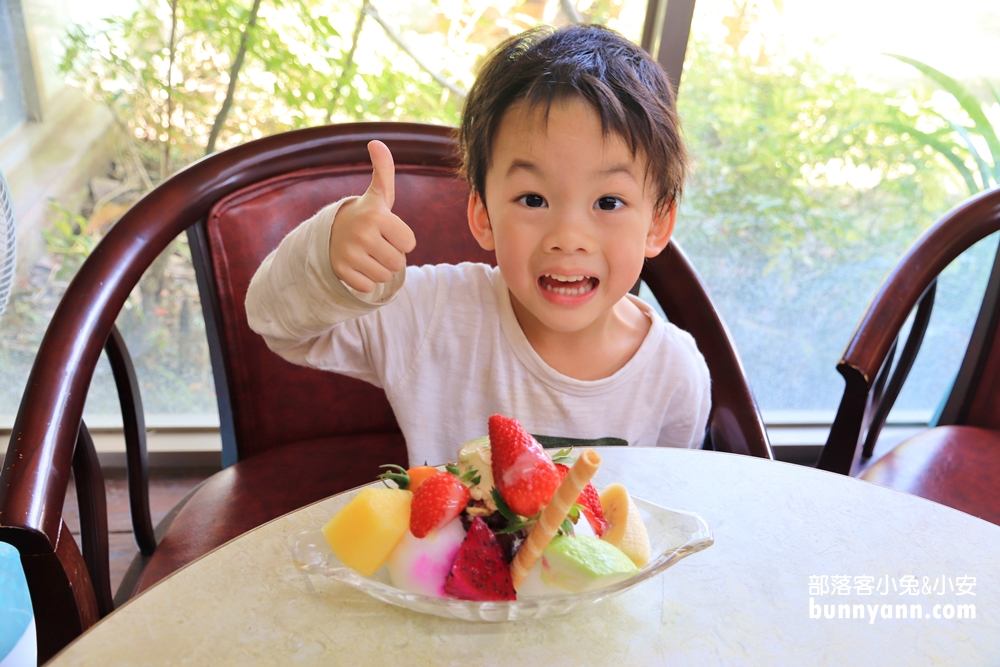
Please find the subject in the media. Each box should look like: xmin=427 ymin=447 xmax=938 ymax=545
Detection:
xmin=329 ymin=140 xmax=417 ymax=292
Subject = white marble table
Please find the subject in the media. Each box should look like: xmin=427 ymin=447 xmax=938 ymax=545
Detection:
xmin=48 ymin=449 xmax=1000 ymax=665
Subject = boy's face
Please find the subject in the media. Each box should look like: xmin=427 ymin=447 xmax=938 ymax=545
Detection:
xmin=468 ymin=97 xmax=675 ymax=342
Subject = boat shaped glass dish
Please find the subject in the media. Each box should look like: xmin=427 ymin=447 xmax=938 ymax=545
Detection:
xmin=292 ymin=493 xmax=713 ymax=622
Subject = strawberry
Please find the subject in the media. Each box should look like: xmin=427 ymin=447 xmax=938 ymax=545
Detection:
xmin=443 ymin=517 xmax=516 ymax=600
xmin=409 ymin=471 xmax=470 ymax=538
xmin=488 ymin=414 xmax=560 ymax=517
xmin=555 ymin=462 xmax=609 ymax=537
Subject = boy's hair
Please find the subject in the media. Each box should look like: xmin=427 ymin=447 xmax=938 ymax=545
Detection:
xmin=459 ymin=24 xmax=687 ymax=215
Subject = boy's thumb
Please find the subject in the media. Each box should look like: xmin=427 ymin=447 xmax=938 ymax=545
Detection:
xmin=366 ymin=140 xmax=395 ymax=209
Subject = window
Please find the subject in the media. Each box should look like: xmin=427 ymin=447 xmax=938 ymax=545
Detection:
xmin=670 ymin=0 xmax=1000 ymax=424
xmin=0 ymin=0 xmax=28 ymax=140
xmin=3 ymin=0 xmax=998 ymax=448
xmin=1 ymin=0 xmax=654 ymax=432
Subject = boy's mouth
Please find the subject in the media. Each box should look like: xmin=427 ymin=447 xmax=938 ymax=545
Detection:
xmin=538 ymin=273 xmax=598 ymax=296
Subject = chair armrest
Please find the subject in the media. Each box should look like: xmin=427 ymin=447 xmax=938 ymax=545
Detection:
xmin=818 ymin=186 xmax=1000 ymax=475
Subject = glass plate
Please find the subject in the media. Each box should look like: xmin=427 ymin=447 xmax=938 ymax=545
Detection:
xmin=292 ymin=494 xmax=713 ymax=622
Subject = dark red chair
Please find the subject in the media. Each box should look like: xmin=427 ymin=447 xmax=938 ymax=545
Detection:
xmin=0 ymin=122 xmax=770 ymax=662
xmin=817 ymin=186 xmax=1000 ymax=524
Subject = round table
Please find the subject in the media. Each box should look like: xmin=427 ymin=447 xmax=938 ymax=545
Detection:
xmin=48 ymin=449 xmax=1000 ymax=665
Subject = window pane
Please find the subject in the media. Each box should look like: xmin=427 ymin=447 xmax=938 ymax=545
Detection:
xmin=0 ymin=0 xmax=27 ymax=141
xmin=671 ymin=0 xmax=1000 ymax=420
xmin=3 ymin=0 xmax=653 ymax=426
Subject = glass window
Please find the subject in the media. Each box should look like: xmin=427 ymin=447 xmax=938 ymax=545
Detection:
xmin=0 ymin=0 xmax=27 ymax=141
xmin=671 ymin=0 xmax=1000 ymax=423
xmin=1 ymin=0 xmax=652 ymax=427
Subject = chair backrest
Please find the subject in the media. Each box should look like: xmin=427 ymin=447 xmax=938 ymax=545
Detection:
xmin=641 ymin=242 xmax=770 ymax=458
xmin=817 ymin=186 xmax=1000 ymax=475
xmin=197 ymin=133 xmax=494 ymax=465
xmin=191 ymin=123 xmax=770 ymax=464
xmin=0 ymin=122 xmax=770 ymax=658
xmin=935 ymin=217 xmax=1000 ymax=430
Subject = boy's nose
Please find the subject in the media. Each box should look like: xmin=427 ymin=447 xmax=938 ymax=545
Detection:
xmin=543 ymin=213 xmax=594 ymax=253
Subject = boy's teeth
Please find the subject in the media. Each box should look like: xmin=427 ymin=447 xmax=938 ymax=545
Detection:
xmin=541 ymin=275 xmax=595 ymax=296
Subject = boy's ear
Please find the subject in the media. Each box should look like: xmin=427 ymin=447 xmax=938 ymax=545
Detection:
xmin=467 ymin=193 xmax=495 ymax=251
xmin=644 ymin=204 xmax=677 ymax=258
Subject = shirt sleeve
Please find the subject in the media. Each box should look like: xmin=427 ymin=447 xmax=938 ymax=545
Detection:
xmin=245 ymin=197 xmax=425 ymax=388
xmin=687 ymin=355 xmax=712 ymax=449
xmin=655 ymin=327 xmax=713 ymax=450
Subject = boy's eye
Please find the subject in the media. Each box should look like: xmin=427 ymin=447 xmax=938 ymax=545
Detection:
xmin=518 ymin=194 xmax=547 ymax=208
xmin=596 ymin=197 xmax=624 ymax=211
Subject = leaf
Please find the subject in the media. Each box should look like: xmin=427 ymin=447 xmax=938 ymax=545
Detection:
xmin=886 ymin=54 xmax=1000 ymax=181
xmin=491 ymin=488 xmax=520 ymax=523
xmin=495 ymin=521 xmax=534 ymax=534
xmin=935 ymin=113 xmax=993 ymax=190
xmin=878 ymin=120 xmax=981 ymax=195
xmin=549 ymin=447 xmax=575 ymax=465
xmin=376 ymin=463 xmax=410 ymax=489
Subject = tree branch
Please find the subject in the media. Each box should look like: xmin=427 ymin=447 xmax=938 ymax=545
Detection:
xmin=364 ymin=3 xmax=467 ymax=99
xmin=205 ymin=0 xmax=263 ymax=155
xmin=161 ymin=0 xmax=179 ymax=179
xmin=326 ymin=0 xmax=369 ymax=124
xmin=560 ymin=0 xmax=584 ymax=23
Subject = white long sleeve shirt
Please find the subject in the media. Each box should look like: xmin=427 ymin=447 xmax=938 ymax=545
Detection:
xmin=246 ymin=200 xmax=711 ymax=466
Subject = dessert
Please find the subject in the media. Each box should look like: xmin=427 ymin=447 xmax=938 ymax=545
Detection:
xmin=509 ymin=449 xmax=601 ymax=589
xmin=387 ymin=517 xmax=466 ymax=596
xmin=322 ymin=487 xmax=411 ymax=577
xmin=600 ymin=483 xmax=651 ymax=567
xmin=443 ymin=517 xmax=517 ymax=601
xmin=319 ymin=414 xmax=652 ymax=601
xmin=538 ymin=535 xmax=639 ymax=593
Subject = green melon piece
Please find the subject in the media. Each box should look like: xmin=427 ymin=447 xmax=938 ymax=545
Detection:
xmin=540 ymin=535 xmax=639 ymax=593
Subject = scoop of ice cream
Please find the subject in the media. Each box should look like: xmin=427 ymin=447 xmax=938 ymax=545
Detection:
xmin=387 ymin=517 xmax=466 ymax=597
xmin=457 ymin=436 xmax=497 ymax=511
xmin=539 ymin=535 xmax=638 ymax=593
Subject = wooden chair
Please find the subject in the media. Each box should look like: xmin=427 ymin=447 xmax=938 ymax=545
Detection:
xmin=817 ymin=186 xmax=1000 ymax=524
xmin=0 ymin=122 xmax=771 ymax=662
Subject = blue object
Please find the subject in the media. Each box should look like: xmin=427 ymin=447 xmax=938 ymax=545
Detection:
xmin=0 ymin=542 xmax=35 ymax=667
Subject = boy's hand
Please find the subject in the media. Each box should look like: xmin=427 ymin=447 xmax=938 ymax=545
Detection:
xmin=329 ymin=140 xmax=416 ymax=292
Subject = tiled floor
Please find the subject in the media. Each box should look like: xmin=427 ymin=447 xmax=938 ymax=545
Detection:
xmin=62 ymin=468 xmax=216 ymax=596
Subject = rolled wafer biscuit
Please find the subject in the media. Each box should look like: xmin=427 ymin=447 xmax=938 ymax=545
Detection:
xmin=510 ymin=449 xmax=602 ymax=589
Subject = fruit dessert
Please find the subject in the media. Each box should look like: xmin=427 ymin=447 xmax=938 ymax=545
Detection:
xmin=320 ymin=414 xmax=652 ymax=601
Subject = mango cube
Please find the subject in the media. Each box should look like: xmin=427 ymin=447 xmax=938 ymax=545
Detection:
xmin=322 ymin=487 xmax=412 ymax=576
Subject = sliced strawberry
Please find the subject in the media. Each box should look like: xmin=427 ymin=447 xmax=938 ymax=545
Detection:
xmin=443 ymin=517 xmax=516 ymax=601
xmin=488 ymin=414 xmax=560 ymax=517
xmin=555 ymin=462 xmax=609 ymax=537
xmin=409 ymin=471 xmax=470 ymax=538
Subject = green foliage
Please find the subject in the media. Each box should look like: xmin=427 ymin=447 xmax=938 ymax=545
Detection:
xmin=673 ymin=37 xmax=971 ymax=411
xmin=883 ymin=55 xmax=999 ymax=195
xmin=677 ymin=38 xmax=956 ymax=279
xmin=42 ymin=200 xmax=103 ymax=278
xmin=58 ymin=0 xmax=470 ymax=175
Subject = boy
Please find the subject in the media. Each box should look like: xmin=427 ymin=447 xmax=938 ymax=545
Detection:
xmin=246 ymin=24 xmax=710 ymax=466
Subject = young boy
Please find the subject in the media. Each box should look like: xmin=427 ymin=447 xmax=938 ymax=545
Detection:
xmin=246 ymin=24 xmax=710 ymax=466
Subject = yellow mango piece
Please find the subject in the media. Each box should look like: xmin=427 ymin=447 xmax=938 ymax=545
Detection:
xmin=598 ymin=483 xmax=650 ymax=568
xmin=322 ymin=487 xmax=412 ymax=576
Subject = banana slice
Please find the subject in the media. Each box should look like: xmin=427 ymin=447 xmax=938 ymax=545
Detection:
xmin=598 ymin=483 xmax=651 ymax=567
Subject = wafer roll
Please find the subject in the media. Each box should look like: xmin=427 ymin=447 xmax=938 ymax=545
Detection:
xmin=510 ymin=449 xmax=602 ymax=589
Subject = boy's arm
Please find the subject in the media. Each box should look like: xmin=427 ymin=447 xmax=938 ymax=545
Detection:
xmin=246 ymin=140 xmax=415 ymax=366
xmin=245 ymin=198 xmax=404 ymax=361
